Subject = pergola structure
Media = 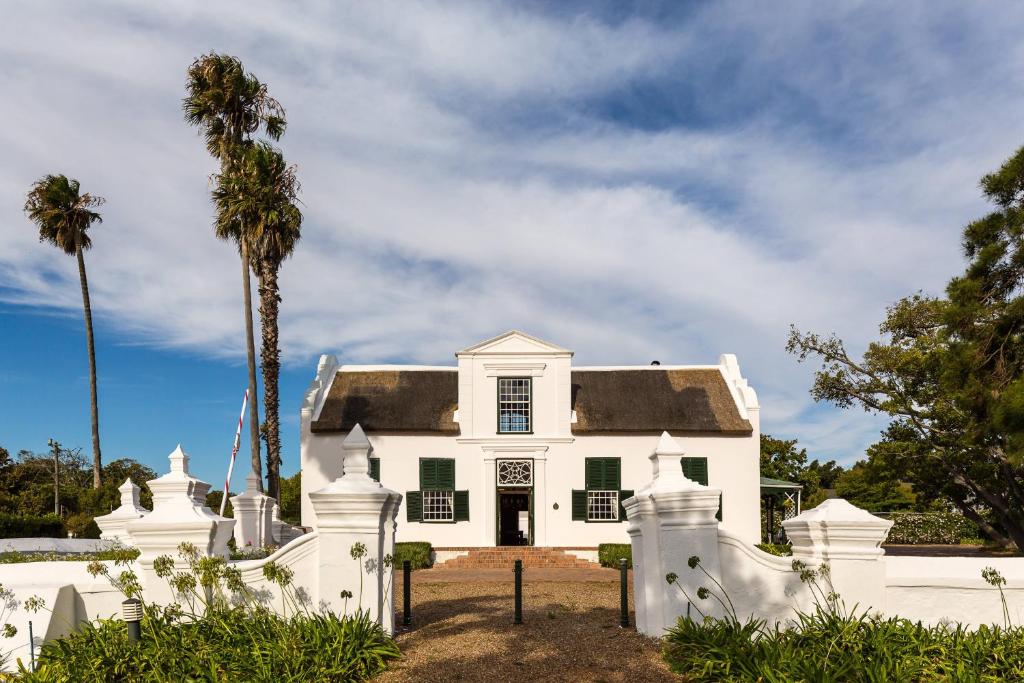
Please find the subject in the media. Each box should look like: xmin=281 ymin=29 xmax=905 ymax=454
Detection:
xmin=760 ymin=476 xmax=802 ymax=543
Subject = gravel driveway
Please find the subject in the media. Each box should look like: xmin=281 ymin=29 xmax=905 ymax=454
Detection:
xmin=378 ymin=570 xmax=679 ymax=682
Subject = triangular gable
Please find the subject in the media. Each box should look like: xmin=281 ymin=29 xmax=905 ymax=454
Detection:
xmin=457 ymin=330 xmax=573 ymax=356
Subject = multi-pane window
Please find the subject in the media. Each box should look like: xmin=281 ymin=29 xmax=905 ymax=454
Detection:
xmin=406 ymin=458 xmax=469 ymax=523
xmin=422 ymin=490 xmax=454 ymax=522
xmin=587 ymin=490 xmax=619 ymax=521
xmin=498 ymin=377 xmax=531 ymax=433
xmin=572 ymin=458 xmax=632 ymax=523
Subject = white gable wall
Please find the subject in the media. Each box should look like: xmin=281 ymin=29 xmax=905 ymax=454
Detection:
xmin=300 ymin=332 xmax=761 ymax=547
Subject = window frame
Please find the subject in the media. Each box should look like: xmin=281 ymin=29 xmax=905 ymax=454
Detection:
xmin=583 ymin=457 xmax=623 ymax=523
xmin=586 ymin=489 xmax=620 ymax=522
xmin=421 ymin=489 xmax=456 ymax=523
xmin=496 ymin=376 xmax=533 ymax=434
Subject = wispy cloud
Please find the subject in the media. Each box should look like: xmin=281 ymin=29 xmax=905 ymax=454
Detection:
xmin=2 ymin=1 xmax=1022 ymax=465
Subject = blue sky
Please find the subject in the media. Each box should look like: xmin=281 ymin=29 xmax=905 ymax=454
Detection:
xmin=3 ymin=2 xmax=1024 ymax=489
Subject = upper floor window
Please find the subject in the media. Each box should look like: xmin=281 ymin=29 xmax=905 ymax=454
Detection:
xmin=498 ymin=377 xmax=531 ymax=433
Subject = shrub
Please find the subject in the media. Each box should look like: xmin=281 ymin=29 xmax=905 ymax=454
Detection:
xmin=598 ymin=543 xmax=632 ymax=568
xmin=662 ymin=556 xmax=1024 ymax=681
xmin=64 ymin=512 xmax=100 ymax=539
xmin=0 ymin=513 xmax=65 ymax=538
xmin=19 ymin=543 xmax=400 ymax=681
xmin=0 ymin=548 xmax=139 ymax=564
xmin=663 ymin=607 xmax=1024 ymax=681
xmin=883 ymin=510 xmax=979 ymax=544
xmin=395 ymin=541 xmax=432 ymax=570
xmin=756 ymin=543 xmax=792 ymax=557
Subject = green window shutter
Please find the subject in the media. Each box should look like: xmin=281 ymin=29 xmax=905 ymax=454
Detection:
xmin=419 ymin=459 xmax=436 ymax=489
xmin=605 ymin=459 xmax=621 ymax=490
xmin=369 ymin=458 xmax=380 ymax=483
xmin=571 ymin=490 xmax=587 ymax=521
xmin=406 ymin=491 xmax=422 ymax=522
xmin=680 ymin=457 xmax=709 ymax=486
xmin=438 ymin=459 xmax=456 ymax=489
xmin=585 ymin=458 xmax=621 ymax=490
xmin=585 ymin=459 xmax=604 ymax=490
xmin=454 ymin=490 xmax=469 ymax=521
xmin=420 ymin=458 xmax=455 ymax=489
xmin=618 ymin=490 xmax=634 ymax=522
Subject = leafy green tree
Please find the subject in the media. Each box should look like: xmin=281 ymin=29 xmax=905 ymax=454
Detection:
xmin=24 ymin=175 xmax=105 ymax=488
xmin=278 ymin=471 xmax=301 ymax=525
xmin=788 ymin=145 xmax=1024 ymax=548
xmin=760 ymin=434 xmax=841 ymax=506
xmin=833 ymin=461 xmax=916 ymax=511
xmin=213 ymin=142 xmax=302 ymax=500
xmin=183 ymin=52 xmax=286 ymax=493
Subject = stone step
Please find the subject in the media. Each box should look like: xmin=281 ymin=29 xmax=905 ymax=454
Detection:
xmin=434 ymin=546 xmax=599 ymax=569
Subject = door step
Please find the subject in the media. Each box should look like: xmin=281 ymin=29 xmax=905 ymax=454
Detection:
xmin=433 ymin=547 xmax=599 ymax=569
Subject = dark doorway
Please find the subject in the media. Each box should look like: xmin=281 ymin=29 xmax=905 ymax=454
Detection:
xmin=498 ymin=490 xmax=531 ymax=546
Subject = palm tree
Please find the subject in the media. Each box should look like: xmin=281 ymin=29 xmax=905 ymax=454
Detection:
xmin=24 ymin=175 xmax=105 ymax=489
xmin=213 ymin=142 xmax=302 ymax=500
xmin=183 ymin=52 xmax=286 ymax=492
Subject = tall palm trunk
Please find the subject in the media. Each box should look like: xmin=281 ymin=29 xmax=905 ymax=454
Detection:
xmin=75 ymin=232 xmax=102 ymax=489
xmin=240 ymin=239 xmax=263 ymax=491
xmin=258 ymin=260 xmax=282 ymax=501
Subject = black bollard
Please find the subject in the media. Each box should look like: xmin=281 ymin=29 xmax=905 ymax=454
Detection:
xmin=513 ymin=559 xmax=523 ymax=625
xmin=619 ymin=557 xmax=629 ymax=627
xmin=122 ymin=598 xmax=142 ymax=643
xmin=27 ymin=620 xmax=34 ymax=672
xmin=402 ymin=560 xmax=412 ymax=626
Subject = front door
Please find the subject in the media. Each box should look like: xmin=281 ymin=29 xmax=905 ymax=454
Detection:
xmin=498 ymin=490 xmax=531 ymax=546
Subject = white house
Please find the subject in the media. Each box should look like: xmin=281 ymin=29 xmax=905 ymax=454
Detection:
xmin=299 ymin=331 xmax=761 ymax=553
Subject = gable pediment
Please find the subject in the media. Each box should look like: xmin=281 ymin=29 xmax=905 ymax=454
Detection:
xmin=457 ymin=330 xmax=573 ymax=356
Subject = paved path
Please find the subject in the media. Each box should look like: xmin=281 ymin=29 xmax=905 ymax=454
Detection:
xmin=380 ymin=570 xmax=678 ymax=682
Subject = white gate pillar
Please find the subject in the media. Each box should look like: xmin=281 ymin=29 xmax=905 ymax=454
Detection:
xmin=624 ymin=432 xmax=723 ymax=635
xmin=231 ymin=470 xmax=274 ymax=551
xmin=95 ymin=478 xmax=149 ymax=545
xmin=127 ymin=445 xmax=234 ymax=606
xmin=309 ymin=424 xmax=401 ymax=633
xmin=783 ymin=499 xmax=893 ymax=612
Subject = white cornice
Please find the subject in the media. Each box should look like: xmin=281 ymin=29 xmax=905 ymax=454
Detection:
xmin=483 ymin=362 xmax=546 ymax=377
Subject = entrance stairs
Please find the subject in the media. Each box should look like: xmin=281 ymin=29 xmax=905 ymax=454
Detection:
xmin=435 ymin=546 xmax=600 ymax=569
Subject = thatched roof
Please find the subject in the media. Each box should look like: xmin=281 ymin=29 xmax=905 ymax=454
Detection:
xmin=570 ymin=369 xmax=752 ymax=434
xmin=311 ymin=367 xmax=752 ymax=435
xmin=311 ymin=370 xmax=459 ymax=433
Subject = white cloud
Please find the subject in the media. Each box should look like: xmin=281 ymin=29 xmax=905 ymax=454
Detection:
xmin=2 ymin=1 xmax=1024 ymax=465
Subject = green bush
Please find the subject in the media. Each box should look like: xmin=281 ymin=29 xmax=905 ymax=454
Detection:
xmin=24 ymin=606 xmax=398 ymax=682
xmin=883 ymin=510 xmax=979 ymax=544
xmin=0 ymin=548 xmax=139 ymax=564
xmin=756 ymin=543 xmax=792 ymax=556
xmin=394 ymin=541 xmax=432 ymax=570
xmin=598 ymin=543 xmax=632 ymax=568
xmin=0 ymin=512 xmax=65 ymax=538
xmin=18 ymin=543 xmax=399 ymax=681
xmin=663 ymin=607 xmax=1024 ymax=681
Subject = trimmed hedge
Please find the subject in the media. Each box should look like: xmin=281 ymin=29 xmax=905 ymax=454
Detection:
xmin=0 ymin=513 xmax=65 ymax=538
xmin=395 ymin=541 xmax=432 ymax=570
xmin=598 ymin=543 xmax=632 ymax=568
xmin=883 ymin=511 xmax=980 ymax=545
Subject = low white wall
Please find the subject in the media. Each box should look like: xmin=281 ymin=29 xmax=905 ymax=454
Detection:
xmin=0 ymin=561 xmax=124 ymax=672
xmin=717 ymin=531 xmax=815 ymax=626
xmin=885 ymin=555 xmax=1024 ymax=627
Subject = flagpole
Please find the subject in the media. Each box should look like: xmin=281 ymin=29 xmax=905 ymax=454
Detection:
xmin=220 ymin=388 xmax=249 ymax=517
